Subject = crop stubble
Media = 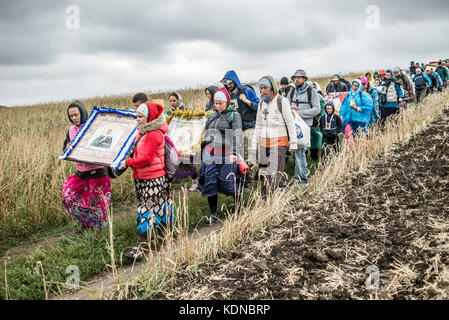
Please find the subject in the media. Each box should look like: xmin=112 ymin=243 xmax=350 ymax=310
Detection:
xmin=157 ymin=108 xmax=449 ymax=300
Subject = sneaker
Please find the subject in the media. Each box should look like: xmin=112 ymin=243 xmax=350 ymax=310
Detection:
xmin=205 ymin=212 xmax=219 ymax=226
xmin=125 ymin=247 xmax=143 ymax=261
xmin=189 ymin=184 xmax=199 ymax=192
xmin=349 ymin=151 xmax=354 ymax=158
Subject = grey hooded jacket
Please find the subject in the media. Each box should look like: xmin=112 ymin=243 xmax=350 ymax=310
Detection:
xmin=287 ymin=84 xmax=321 ymax=127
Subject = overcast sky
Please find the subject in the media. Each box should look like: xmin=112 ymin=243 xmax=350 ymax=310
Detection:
xmin=1 ymin=0 xmax=448 ymax=106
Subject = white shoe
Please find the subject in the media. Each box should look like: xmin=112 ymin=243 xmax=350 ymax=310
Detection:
xmin=189 ymin=184 xmax=199 ymax=192
xmin=125 ymin=247 xmax=143 ymax=261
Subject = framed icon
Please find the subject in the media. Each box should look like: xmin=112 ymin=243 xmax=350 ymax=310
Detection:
xmin=60 ymin=107 xmax=137 ymax=170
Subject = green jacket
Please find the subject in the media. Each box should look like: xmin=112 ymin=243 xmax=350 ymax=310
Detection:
xmin=310 ymin=95 xmax=327 ymax=150
xmin=436 ymin=66 xmax=449 ymax=82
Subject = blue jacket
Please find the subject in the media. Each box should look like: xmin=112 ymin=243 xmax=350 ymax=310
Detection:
xmin=222 ymin=70 xmax=260 ymax=130
xmin=366 ymin=85 xmax=380 ymax=126
xmin=433 ymin=72 xmax=443 ymax=87
xmin=413 ymin=73 xmax=432 ymax=90
xmin=339 ymin=81 xmax=374 ymax=129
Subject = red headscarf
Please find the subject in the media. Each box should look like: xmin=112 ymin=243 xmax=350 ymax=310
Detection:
xmin=139 ymin=102 xmax=164 ymax=122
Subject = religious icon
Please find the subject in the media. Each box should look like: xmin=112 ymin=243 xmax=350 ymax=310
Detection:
xmin=60 ymin=107 xmax=138 ymax=170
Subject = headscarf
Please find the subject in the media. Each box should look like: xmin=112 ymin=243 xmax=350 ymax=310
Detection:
xmin=169 ymin=92 xmax=183 ymax=106
xmin=213 ymin=87 xmax=231 ymax=107
xmin=67 ymin=100 xmax=88 ymax=125
xmin=259 ymin=75 xmax=278 ymax=102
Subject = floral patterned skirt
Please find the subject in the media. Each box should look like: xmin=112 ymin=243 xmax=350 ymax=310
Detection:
xmin=62 ymin=175 xmax=111 ymax=229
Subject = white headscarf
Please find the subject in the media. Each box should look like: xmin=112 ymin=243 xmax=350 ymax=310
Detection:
xmin=137 ymin=103 xmax=148 ymax=118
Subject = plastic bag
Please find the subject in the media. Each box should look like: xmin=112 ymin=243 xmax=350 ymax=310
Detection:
xmin=293 ymin=111 xmax=311 ymax=148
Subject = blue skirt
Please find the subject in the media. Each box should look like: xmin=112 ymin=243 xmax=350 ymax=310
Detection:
xmin=198 ymin=151 xmax=247 ymax=198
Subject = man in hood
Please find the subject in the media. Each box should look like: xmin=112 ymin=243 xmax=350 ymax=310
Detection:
xmin=221 ymin=70 xmax=260 ymax=166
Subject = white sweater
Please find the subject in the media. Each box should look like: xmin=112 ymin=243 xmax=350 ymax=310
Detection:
xmin=251 ymin=94 xmax=298 ymax=151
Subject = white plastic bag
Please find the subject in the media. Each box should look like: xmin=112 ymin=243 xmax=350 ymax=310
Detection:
xmin=293 ymin=111 xmax=311 ymax=148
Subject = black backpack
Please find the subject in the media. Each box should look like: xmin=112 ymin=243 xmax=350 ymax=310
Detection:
xmin=289 ymin=86 xmax=320 ymax=127
xmin=339 ymin=78 xmax=352 ymax=91
xmin=239 ymin=84 xmax=258 ymax=123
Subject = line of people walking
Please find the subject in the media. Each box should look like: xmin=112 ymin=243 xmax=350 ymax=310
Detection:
xmin=61 ymin=58 xmax=448 ymax=260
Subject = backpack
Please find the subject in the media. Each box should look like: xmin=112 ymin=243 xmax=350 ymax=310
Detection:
xmin=288 ymin=85 xmax=320 ymax=127
xmin=239 ymin=84 xmax=258 ymax=123
xmin=340 ymin=78 xmax=352 ymax=91
xmin=157 ymin=131 xmax=180 ymax=178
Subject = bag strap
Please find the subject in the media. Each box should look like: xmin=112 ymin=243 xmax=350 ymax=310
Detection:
xmin=289 ymin=85 xmax=313 ymax=107
xmin=276 ymin=95 xmax=283 ymax=114
xmin=214 ymin=111 xmax=234 ymax=129
xmin=129 ymin=132 xmax=147 ymax=158
xmin=307 ymin=86 xmax=312 ymax=108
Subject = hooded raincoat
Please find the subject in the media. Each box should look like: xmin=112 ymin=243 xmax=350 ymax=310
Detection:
xmin=339 ymin=80 xmax=374 ymax=129
xmin=221 ymin=70 xmax=260 ymax=130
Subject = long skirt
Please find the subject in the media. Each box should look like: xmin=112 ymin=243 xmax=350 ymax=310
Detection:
xmin=198 ymin=151 xmax=247 ymax=198
xmin=62 ymin=175 xmax=111 ymax=229
xmin=134 ymin=175 xmax=175 ymax=237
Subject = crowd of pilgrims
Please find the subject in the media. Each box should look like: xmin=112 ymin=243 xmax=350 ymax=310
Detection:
xmin=61 ymin=58 xmax=449 ymax=260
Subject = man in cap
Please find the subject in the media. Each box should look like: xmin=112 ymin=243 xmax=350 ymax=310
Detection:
xmin=326 ymin=74 xmax=349 ymax=94
xmin=409 ymin=61 xmax=417 ymax=75
xmin=278 ymin=76 xmax=293 ymax=97
xmin=412 ymin=68 xmax=432 ymax=103
xmin=287 ymin=69 xmax=320 ymax=184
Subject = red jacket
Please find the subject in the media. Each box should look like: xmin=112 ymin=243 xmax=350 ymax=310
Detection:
xmin=126 ymin=103 xmax=168 ymax=180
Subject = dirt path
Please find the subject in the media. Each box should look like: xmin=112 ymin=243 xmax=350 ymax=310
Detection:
xmin=1 ymin=203 xmax=136 ymax=260
xmin=157 ymin=109 xmax=449 ymax=300
xmin=54 ymin=219 xmax=224 ymax=300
